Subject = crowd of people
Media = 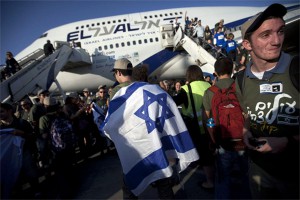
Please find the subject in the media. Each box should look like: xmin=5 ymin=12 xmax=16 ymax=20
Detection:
xmin=1 ymin=3 xmax=298 ymax=200
xmin=183 ymin=12 xmax=251 ymax=72
xmin=1 ymin=86 xmax=113 ymax=198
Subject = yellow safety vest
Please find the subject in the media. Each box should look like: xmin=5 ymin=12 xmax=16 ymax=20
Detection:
xmin=181 ymin=80 xmax=210 ymax=134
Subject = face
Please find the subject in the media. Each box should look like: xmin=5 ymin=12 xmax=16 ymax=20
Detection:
xmin=21 ymin=101 xmax=31 ymax=110
xmin=175 ymin=82 xmax=181 ymax=91
xmin=39 ymin=93 xmax=49 ymax=104
xmin=243 ymin=18 xmax=285 ymax=62
xmin=98 ymin=89 xmax=106 ymax=97
xmin=6 ymin=53 xmax=12 ymax=58
xmin=71 ymin=97 xmax=79 ymax=104
xmin=205 ymin=76 xmax=211 ymax=82
xmin=83 ymin=91 xmax=89 ymax=96
xmin=0 ymin=107 xmax=10 ymax=121
xmin=114 ymin=70 xmax=120 ymax=82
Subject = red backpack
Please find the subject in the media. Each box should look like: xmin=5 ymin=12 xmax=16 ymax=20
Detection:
xmin=209 ymin=82 xmax=244 ymax=141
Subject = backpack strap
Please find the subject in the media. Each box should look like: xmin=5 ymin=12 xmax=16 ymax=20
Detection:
xmin=235 ymin=69 xmax=246 ymax=94
xmin=187 ymin=84 xmax=198 ymax=120
xmin=208 ymin=85 xmax=220 ymax=94
xmin=289 ymin=55 xmax=299 ymax=92
xmin=209 ymin=82 xmax=235 ymax=94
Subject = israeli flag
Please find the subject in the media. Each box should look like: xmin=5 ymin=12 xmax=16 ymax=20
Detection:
xmin=102 ymin=82 xmax=199 ymax=196
xmin=0 ymin=131 xmax=24 ymax=198
xmin=91 ymin=102 xmax=106 ymax=137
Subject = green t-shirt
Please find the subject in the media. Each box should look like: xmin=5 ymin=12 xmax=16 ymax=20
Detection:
xmin=109 ymin=82 xmax=132 ymax=100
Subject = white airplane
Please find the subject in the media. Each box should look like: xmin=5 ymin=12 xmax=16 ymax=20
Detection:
xmin=1 ymin=3 xmax=299 ymax=102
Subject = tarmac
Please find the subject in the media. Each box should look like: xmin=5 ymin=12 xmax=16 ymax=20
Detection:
xmin=17 ymin=149 xmax=214 ymax=199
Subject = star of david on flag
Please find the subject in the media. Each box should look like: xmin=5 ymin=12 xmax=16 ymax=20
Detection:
xmin=102 ymin=82 xmax=199 ymax=196
xmin=135 ymin=90 xmax=174 ymax=133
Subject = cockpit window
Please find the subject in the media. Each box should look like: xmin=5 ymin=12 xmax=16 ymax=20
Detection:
xmin=39 ymin=33 xmax=48 ymax=38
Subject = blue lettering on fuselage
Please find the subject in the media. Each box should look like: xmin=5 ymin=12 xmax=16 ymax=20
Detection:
xmin=67 ymin=30 xmax=92 ymax=41
xmin=67 ymin=19 xmax=160 ymax=42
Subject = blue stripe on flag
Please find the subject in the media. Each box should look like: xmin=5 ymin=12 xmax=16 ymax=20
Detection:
xmin=108 ymin=82 xmax=148 ymax=114
xmin=101 ymin=82 xmax=147 ymax=132
xmin=124 ymin=130 xmax=195 ymax=190
xmin=124 ymin=148 xmax=169 ymax=190
xmin=161 ymin=131 xmax=195 ymax=153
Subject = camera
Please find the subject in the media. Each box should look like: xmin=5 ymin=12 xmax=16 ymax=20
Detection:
xmin=248 ymin=137 xmax=266 ymax=148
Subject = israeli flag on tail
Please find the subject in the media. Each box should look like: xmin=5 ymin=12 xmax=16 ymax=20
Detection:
xmin=102 ymin=82 xmax=199 ymax=196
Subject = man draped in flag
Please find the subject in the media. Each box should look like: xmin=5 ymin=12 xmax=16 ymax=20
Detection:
xmin=101 ymin=58 xmax=199 ymax=198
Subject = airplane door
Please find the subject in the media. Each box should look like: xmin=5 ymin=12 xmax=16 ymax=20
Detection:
xmin=128 ymin=13 xmax=142 ymax=26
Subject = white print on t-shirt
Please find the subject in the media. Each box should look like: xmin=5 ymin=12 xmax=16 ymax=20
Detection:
xmin=247 ymin=93 xmax=298 ymax=126
xmin=259 ymin=82 xmax=283 ymax=94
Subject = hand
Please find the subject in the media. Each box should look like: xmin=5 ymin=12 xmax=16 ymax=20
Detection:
xmin=255 ymin=137 xmax=288 ymax=154
xmin=243 ymin=128 xmax=288 ymax=153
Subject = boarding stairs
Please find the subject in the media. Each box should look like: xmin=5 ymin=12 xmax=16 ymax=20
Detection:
xmin=0 ymin=45 xmax=91 ymax=103
xmin=160 ymin=25 xmax=215 ymax=75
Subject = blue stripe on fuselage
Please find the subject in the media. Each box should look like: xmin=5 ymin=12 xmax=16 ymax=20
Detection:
xmin=143 ymin=48 xmax=180 ymax=75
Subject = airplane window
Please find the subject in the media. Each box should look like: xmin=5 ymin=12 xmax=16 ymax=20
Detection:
xmin=170 ymin=13 xmax=173 ymax=16
xmin=162 ymin=33 xmax=166 ymax=39
xmin=81 ymin=26 xmax=84 ymax=28
xmin=108 ymin=21 xmax=111 ymax=24
xmin=76 ymin=27 xmax=79 ymax=30
xmin=150 ymin=16 xmax=153 ymax=18
xmin=133 ymin=41 xmax=136 ymax=45
xmin=98 ymin=46 xmax=102 ymax=51
xmin=155 ymin=15 xmax=158 ymax=18
xmin=160 ymin=14 xmax=163 ymax=17
xmin=123 ymin=19 xmax=127 ymax=22
xmin=121 ymin=42 xmax=125 ymax=47
xmin=116 ymin=43 xmax=119 ymax=48
xmin=155 ymin=37 xmax=159 ymax=42
xmin=144 ymin=39 xmax=148 ymax=43
xmin=118 ymin=19 xmax=121 ymax=22
xmin=86 ymin=25 xmax=89 ymax=28
xmin=113 ymin=20 xmax=116 ymax=23
xmin=150 ymin=38 xmax=153 ymax=42
xmin=92 ymin=24 xmax=95 ymax=27
xmin=180 ymin=12 xmax=183 ymax=14
xmin=165 ymin=14 xmax=168 ymax=16
xmin=104 ymin=45 xmax=108 ymax=50
xmin=102 ymin=22 xmax=105 ymax=25
xmin=138 ymin=40 xmax=142 ymax=44
xmin=97 ymin=23 xmax=100 ymax=26
xmin=175 ymin=12 xmax=178 ymax=15
xmin=110 ymin=44 xmax=113 ymax=49
xmin=144 ymin=16 xmax=148 ymax=19
xmin=127 ymin=41 xmax=130 ymax=46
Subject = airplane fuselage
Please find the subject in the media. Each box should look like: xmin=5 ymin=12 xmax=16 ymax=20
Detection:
xmin=14 ymin=4 xmax=299 ymax=93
